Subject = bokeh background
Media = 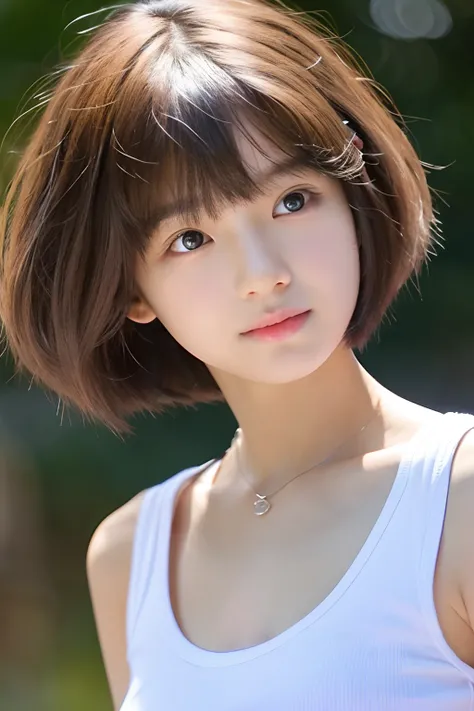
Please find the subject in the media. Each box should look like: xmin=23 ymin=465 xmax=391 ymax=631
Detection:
xmin=0 ymin=0 xmax=473 ymax=709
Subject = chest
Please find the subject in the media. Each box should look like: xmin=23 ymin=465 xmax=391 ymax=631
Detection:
xmin=168 ymin=462 xmax=474 ymax=665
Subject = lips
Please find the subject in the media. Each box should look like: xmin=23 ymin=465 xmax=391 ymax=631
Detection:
xmin=241 ymin=310 xmax=312 ymax=341
xmin=242 ymin=308 xmax=310 ymax=334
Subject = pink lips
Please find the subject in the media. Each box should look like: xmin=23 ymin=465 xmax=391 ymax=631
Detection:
xmin=241 ymin=310 xmax=312 ymax=341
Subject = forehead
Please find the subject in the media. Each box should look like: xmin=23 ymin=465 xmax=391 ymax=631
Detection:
xmin=232 ymin=120 xmax=290 ymax=179
xmin=154 ymin=120 xmax=318 ymax=226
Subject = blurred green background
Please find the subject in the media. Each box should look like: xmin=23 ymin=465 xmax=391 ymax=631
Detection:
xmin=0 ymin=0 xmax=473 ymax=709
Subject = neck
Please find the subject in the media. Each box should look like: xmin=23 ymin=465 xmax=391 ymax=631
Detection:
xmin=208 ymin=344 xmax=387 ymax=493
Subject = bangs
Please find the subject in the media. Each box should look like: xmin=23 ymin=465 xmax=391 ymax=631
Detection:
xmin=106 ymin=39 xmax=366 ymax=244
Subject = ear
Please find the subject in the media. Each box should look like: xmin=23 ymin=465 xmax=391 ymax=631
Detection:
xmin=126 ymin=296 xmax=157 ymax=324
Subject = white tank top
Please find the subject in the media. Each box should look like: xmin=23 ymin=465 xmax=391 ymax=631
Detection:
xmin=119 ymin=411 xmax=474 ymax=710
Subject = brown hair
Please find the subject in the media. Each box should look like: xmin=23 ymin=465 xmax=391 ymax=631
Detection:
xmin=0 ymin=0 xmax=441 ymax=434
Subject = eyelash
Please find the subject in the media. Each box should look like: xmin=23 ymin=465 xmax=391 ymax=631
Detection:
xmin=165 ymin=187 xmax=321 ymax=255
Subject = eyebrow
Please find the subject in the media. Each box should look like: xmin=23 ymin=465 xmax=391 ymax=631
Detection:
xmin=153 ymin=154 xmax=310 ymax=226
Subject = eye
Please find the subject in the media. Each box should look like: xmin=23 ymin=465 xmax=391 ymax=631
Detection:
xmin=169 ymin=229 xmax=211 ymax=254
xmin=167 ymin=188 xmax=319 ymax=254
xmin=273 ymin=189 xmax=316 ymax=216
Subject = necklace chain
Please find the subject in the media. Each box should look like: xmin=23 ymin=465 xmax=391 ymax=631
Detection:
xmin=231 ymin=413 xmax=379 ymax=516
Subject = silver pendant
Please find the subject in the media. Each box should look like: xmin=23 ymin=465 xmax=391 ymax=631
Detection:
xmin=254 ymin=495 xmax=271 ymax=516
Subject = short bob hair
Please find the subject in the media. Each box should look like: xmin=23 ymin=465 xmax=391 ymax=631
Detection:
xmin=0 ymin=0 xmax=440 ymax=434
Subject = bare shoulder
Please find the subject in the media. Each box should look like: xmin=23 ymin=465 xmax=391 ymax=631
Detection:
xmin=444 ymin=426 xmax=474 ymax=628
xmin=87 ymin=490 xmax=146 ymax=569
xmin=86 ymin=490 xmax=147 ymax=711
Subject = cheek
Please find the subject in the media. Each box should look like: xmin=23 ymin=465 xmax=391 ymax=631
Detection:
xmin=144 ymin=259 xmax=231 ymax=364
xmin=142 ymin=258 xmax=224 ymax=332
xmin=295 ymin=213 xmax=360 ymax=302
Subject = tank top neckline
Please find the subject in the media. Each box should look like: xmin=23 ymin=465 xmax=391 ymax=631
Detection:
xmin=157 ymin=413 xmax=447 ymax=668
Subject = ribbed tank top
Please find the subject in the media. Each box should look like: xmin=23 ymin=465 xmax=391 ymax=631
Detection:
xmin=119 ymin=411 xmax=474 ymax=710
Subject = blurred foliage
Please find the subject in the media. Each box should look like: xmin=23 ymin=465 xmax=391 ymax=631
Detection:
xmin=0 ymin=0 xmax=473 ymax=709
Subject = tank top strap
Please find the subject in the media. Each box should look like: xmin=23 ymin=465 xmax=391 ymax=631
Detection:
xmin=417 ymin=411 xmax=474 ymax=526
xmin=126 ymin=481 xmax=166 ymax=659
xmin=416 ymin=411 xmax=474 ymax=680
xmin=126 ymin=459 xmax=217 ymax=662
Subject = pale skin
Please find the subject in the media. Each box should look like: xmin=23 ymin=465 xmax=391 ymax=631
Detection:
xmin=86 ymin=122 xmax=474 ymax=711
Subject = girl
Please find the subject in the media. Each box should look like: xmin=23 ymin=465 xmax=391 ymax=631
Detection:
xmin=1 ymin=0 xmax=474 ymax=709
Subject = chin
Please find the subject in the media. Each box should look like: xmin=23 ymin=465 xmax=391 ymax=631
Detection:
xmin=234 ymin=348 xmax=335 ymax=385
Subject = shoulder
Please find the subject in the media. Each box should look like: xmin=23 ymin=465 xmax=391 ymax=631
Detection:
xmin=446 ymin=421 xmax=474 ymax=557
xmin=87 ymin=489 xmax=147 ymax=571
xmin=442 ymin=423 xmax=474 ymax=631
xmin=87 ymin=490 xmax=146 ymax=563
xmin=87 ymin=458 xmax=215 ymax=572
xmin=86 ymin=490 xmax=147 ymax=711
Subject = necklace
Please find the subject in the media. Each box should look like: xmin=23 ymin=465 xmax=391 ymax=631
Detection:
xmin=230 ymin=413 xmax=379 ymax=516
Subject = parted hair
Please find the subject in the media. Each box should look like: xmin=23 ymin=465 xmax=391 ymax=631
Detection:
xmin=0 ymin=0 xmax=440 ymax=434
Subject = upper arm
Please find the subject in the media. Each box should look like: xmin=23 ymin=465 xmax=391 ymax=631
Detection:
xmin=86 ymin=491 xmax=146 ymax=711
xmin=447 ymin=429 xmax=474 ymax=632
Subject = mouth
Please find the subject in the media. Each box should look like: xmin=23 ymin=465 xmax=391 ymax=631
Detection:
xmin=242 ymin=308 xmax=311 ymax=333
xmin=241 ymin=310 xmax=312 ymax=341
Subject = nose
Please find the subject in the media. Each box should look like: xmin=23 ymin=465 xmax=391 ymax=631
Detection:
xmin=233 ymin=225 xmax=292 ymax=299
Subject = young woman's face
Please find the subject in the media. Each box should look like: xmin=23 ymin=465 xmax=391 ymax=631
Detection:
xmin=129 ymin=123 xmax=360 ymax=384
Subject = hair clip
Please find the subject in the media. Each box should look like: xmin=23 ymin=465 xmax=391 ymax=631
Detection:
xmin=343 ymin=118 xmax=364 ymax=152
